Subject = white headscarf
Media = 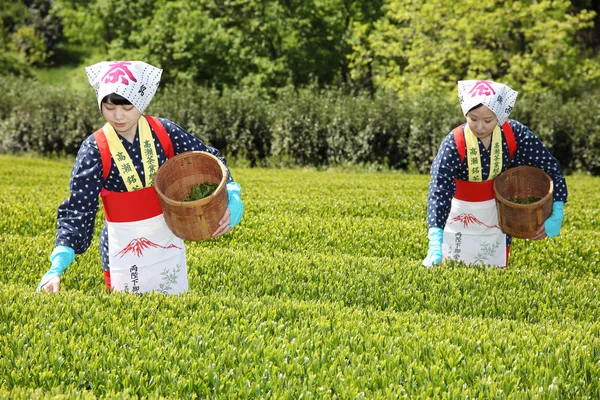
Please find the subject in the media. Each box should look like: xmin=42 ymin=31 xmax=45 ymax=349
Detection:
xmin=86 ymin=61 xmax=162 ymax=114
xmin=457 ymin=80 xmax=518 ymax=125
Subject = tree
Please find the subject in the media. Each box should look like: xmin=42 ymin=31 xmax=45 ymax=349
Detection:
xmin=363 ymin=0 xmax=600 ymax=98
xmin=53 ymin=0 xmax=384 ymax=90
xmin=571 ymin=0 xmax=600 ymax=51
xmin=0 ymin=0 xmax=62 ymax=70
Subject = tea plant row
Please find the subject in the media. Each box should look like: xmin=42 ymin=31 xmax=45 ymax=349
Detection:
xmin=1 ymin=155 xmax=599 ymax=398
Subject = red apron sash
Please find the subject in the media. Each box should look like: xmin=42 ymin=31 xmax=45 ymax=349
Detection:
xmin=100 ymin=187 xmax=167 ymax=289
xmin=100 ymin=187 xmax=163 ymax=223
xmin=454 ymin=179 xmax=495 ymax=202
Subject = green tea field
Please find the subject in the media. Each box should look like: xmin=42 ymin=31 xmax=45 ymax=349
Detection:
xmin=1 ymin=155 xmax=599 ymax=398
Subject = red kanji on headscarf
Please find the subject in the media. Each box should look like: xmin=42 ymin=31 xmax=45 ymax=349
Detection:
xmin=101 ymin=62 xmax=138 ymax=85
xmin=468 ymin=80 xmax=496 ymax=97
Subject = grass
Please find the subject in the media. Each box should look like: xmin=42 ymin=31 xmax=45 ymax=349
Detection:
xmin=0 ymin=154 xmax=599 ymax=398
xmin=32 ymin=65 xmax=89 ymax=91
xmin=32 ymin=43 xmax=104 ymax=90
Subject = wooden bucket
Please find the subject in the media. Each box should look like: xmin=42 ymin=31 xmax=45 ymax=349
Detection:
xmin=154 ymin=151 xmax=228 ymax=241
xmin=493 ymin=166 xmax=553 ymax=239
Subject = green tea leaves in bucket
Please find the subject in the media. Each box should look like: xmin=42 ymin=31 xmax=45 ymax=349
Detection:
xmin=508 ymin=196 xmax=541 ymax=204
xmin=185 ymin=182 xmax=218 ymax=201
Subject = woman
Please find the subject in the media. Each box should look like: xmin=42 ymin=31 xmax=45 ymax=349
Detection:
xmin=423 ymin=80 xmax=567 ymax=268
xmin=37 ymin=61 xmax=244 ymax=293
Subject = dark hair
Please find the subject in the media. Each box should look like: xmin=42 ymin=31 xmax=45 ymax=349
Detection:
xmin=467 ymin=103 xmax=484 ymax=113
xmin=101 ymin=93 xmax=132 ymax=105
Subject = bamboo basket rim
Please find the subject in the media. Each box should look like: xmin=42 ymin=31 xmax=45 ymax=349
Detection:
xmin=493 ymin=165 xmax=553 ymax=209
xmin=154 ymin=151 xmax=228 ymax=208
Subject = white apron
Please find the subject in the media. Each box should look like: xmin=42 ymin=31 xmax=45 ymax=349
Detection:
xmin=101 ymin=186 xmax=188 ymax=294
xmin=442 ymin=179 xmax=507 ymax=267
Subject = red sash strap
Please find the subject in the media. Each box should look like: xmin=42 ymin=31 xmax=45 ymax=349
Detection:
xmin=145 ymin=115 xmax=174 ymax=159
xmin=453 ymin=121 xmax=517 ymax=163
xmin=104 ymin=270 xmax=111 ymax=289
xmin=454 ymin=179 xmax=495 ymax=202
xmin=94 ymin=129 xmax=112 ymax=180
xmin=503 ymin=121 xmax=517 ymax=159
xmin=453 ymin=125 xmax=467 ymax=163
xmin=100 ymin=187 xmax=163 ymax=222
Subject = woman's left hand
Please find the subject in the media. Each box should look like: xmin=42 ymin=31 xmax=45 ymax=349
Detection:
xmin=212 ymin=208 xmax=232 ymax=237
xmin=532 ymin=201 xmax=565 ymax=240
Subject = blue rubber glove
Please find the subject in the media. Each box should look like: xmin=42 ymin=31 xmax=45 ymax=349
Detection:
xmin=422 ymin=227 xmax=443 ymax=267
xmin=36 ymin=246 xmax=75 ymax=292
xmin=226 ymin=181 xmax=244 ymax=228
xmin=544 ymin=201 xmax=564 ymax=238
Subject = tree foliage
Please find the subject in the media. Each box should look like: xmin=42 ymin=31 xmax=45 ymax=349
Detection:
xmin=365 ymin=0 xmax=600 ymax=98
xmin=52 ymin=0 xmax=382 ymax=90
xmin=0 ymin=0 xmax=62 ymax=70
xmin=3 ymin=0 xmax=600 ymax=98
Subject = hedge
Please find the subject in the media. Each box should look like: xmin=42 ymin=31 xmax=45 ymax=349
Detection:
xmin=1 ymin=76 xmax=598 ymax=175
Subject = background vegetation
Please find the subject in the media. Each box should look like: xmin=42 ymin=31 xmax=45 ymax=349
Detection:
xmin=2 ymin=0 xmax=600 ymax=174
xmin=2 ymin=0 xmax=598 ymax=95
xmin=1 ymin=76 xmax=599 ymax=175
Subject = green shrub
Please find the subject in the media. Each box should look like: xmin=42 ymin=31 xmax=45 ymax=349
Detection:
xmin=407 ymin=90 xmax=463 ymax=174
xmin=0 ymin=76 xmax=102 ymax=154
xmin=150 ymin=84 xmax=273 ymax=166
xmin=561 ymin=96 xmax=600 ymax=176
xmin=1 ymin=76 xmax=599 ymax=175
xmin=270 ymin=87 xmax=334 ymax=166
xmin=0 ymin=52 xmax=33 ymax=79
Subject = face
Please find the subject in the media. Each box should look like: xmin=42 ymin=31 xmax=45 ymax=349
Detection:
xmin=465 ymin=106 xmax=498 ymax=139
xmin=101 ymin=102 xmax=141 ymax=137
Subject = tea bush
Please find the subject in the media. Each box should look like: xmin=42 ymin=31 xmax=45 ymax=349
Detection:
xmin=0 ymin=77 xmax=102 ymax=155
xmin=1 ymin=76 xmax=600 ymax=175
xmin=1 ymin=155 xmax=599 ymax=397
